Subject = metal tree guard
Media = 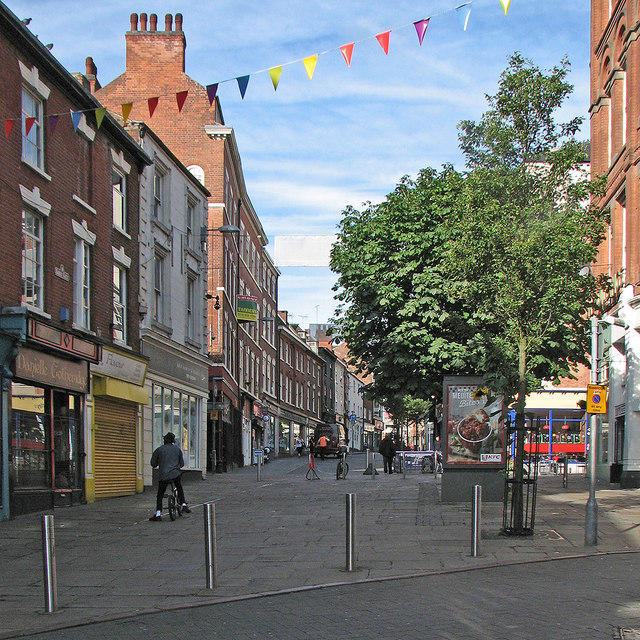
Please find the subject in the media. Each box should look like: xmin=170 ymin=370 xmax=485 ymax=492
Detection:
xmin=502 ymin=416 xmax=540 ymax=535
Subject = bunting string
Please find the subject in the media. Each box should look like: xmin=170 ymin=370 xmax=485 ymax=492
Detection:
xmin=3 ymin=0 xmax=511 ymax=136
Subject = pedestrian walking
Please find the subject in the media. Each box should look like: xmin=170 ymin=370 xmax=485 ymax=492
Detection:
xmin=379 ymin=433 xmax=396 ymax=474
xmin=149 ymin=432 xmax=191 ymax=521
xmin=295 ymin=436 xmax=305 ymax=456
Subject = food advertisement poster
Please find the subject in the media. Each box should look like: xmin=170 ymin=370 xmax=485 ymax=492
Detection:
xmin=444 ymin=376 xmax=504 ymax=467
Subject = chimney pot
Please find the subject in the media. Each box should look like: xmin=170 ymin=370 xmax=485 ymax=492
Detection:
xmin=175 ymin=13 xmax=183 ymax=31
xmin=130 ymin=13 xmax=138 ymax=31
xmin=165 ymin=14 xmax=173 ymax=31
xmin=85 ymin=56 xmax=96 ymax=76
xmin=150 ymin=13 xmax=157 ymax=31
xmin=140 ymin=12 xmax=147 ymax=31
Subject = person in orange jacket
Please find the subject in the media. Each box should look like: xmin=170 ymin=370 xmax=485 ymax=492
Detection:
xmin=317 ymin=434 xmax=328 ymax=459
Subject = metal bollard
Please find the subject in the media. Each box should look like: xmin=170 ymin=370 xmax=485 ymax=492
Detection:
xmin=204 ymin=503 xmax=218 ymax=589
xmin=366 ymin=448 xmax=370 ymax=469
xmin=471 ymin=484 xmax=482 ymax=557
xmin=402 ymin=451 xmax=407 ymax=479
xmin=346 ymin=493 xmax=356 ymax=571
xmin=41 ymin=514 xmax=57 ymax=612
xmin=257 ymin=451 xmax=262 ymax=482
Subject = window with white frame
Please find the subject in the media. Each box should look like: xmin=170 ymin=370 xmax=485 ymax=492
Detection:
xmin=112 ymin=168 xmax=126 ymax=230
xmin=21 ymin=87 xmax=44 ymax=170
xmin=21 ymin=208 xmax=43 ymax=309
xmin=186 ymin=196 xmax=196 ymax=250
xmin=153 ymin=163 xmax=168 ymax=222
xmin=153 ymin=250 xmax=166 ymax=325
xmin=186 ymin=273 xmax=197 ymax=341
xmin=74 ymin=240 xmax=91 ymax=328
xmin=112 ymin=263 xmax=127 ymax=342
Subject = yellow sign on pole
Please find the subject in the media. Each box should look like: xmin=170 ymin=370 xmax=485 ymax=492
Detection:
xmin=587 ymin=384 xmax=607 ymax=414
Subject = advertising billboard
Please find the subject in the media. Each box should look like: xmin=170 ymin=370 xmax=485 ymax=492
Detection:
xmin=443 ymin=376 xmax=504 ymax=467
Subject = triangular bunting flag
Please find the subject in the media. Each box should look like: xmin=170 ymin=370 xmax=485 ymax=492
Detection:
xmin=148 ymin=97 xmax=159 ymax=118
xmin=121 ymin=102 xmax=133 ymax=124
xmin=414 ymin=19 xmax=430 ymax=45
xmin=70 ymin=110 xmax=82 ymax=132
xmin=456 ymin=3 xmax=472 ymax=30
xmin=176 ymin=90 xmax=188 ymax=113
xmin=500 ymin=0 xmax=511 ymax=15
xmin=206 ymin=84 xmax=218 ymax=106
xmin=376 ymin=31 xmax=390 ymax=55
xmin=95 ymin=107 xmax=106 ymax=129
xmin=5 ymin=119 xmax=14 ymax=138
xmin=303 ymin=55 xmax=318 ymax=80
xmin=340 ymin=43 xmax=354 ymax=67
xmin=48 ymin=114 xmax=59 ymax=135
xmin=237 ymin=75 xmax=250 ymax=99
xmin=269 ymin=66 xmax=282 ymax=91
xmin=24 ymin=117 xmax=36 ymax=135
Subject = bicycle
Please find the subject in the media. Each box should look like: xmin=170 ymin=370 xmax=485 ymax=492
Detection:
xmin=336 ymin=452 xmax=349 ymax=480
xmin=165 ymin=479 xmax=183 ymax=521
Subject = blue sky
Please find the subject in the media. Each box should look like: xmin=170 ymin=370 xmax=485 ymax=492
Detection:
xmin=7 ymin=0 xmax=591 ymax=326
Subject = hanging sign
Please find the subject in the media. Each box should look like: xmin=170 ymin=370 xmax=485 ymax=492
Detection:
xmin=587 ymin=384 xmax=607 ymax=414
xmin=237 ymin=295 xmax=258 ymax=322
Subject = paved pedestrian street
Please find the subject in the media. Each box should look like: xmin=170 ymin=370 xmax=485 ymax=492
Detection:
xmin=2 ymin=454 xmax=640 ymax=639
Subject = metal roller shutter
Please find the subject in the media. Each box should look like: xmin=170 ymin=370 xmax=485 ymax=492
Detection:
xmin=94 ymin=398 xmax=138 ymax=499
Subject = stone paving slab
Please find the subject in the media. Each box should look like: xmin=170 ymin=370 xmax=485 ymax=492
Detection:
xmin=1 ymin=454 xmax=639 ymax=638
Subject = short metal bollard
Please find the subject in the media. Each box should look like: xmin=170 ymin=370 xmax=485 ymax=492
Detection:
xmin=41 ymin=514 xmax=57 ymax=612
xmin=471 ymin=484 xmax=482 ymax=557
xmin=346 ymin=493 xmax=356 ymax=571
xmin=256 ymin=450 xmax=262 ymax=482
xmin=204 ymin=503 xmax=217 ymax=589
xmin=402 ymin=451 xmax=407 ymax=479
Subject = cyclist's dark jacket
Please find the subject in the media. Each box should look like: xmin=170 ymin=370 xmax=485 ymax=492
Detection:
xmin=150 ymin=444 xmax=184 ymax=481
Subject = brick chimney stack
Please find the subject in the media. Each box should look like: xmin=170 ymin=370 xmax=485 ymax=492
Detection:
xmin=126 ymin=12 xmax=186 ymax=76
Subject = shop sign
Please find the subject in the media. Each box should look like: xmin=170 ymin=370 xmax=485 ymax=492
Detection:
xmin=587 ymin=384 xmax=607 ymax=414
xmin=443 ymin=376 xmax=504 ymax=467
xmin=237 ymin=295 xmax=258 ymax=322
xmin=142 ymin=341 xmax=207 ymax=388
xmin=28 ymin=317 xmax=100 ymax=362
xmin=91 ymin=347 xmax=147 ymax=385
xmin=15 ymin=347 xmax=88 ymax=393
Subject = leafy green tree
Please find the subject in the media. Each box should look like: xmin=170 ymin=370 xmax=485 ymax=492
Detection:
xmin=330 ymin=166 xmax=484 ymax=409
xmin=452 ymin=53 xmax=608 ymax=532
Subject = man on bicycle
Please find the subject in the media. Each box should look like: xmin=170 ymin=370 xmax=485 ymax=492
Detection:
xmin=149 ymin=432 xmax=191 ymax=521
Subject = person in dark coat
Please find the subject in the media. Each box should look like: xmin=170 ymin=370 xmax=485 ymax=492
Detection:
xmin=149 ymin=432 xmax=191 ymax=521
xmin=378 ymin=433 xmax=396 ymax=474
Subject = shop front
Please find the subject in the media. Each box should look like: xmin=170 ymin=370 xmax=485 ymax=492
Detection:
xmin=88 ymin=347 xmax=148 ymax=502
xmin=9 ymin=346 xmax=90 ymax=515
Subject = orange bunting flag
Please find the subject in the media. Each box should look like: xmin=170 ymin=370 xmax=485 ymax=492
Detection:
xmin=499 ymin=0 xmax=511 ymax=15
xmin=376 ymin=31 xmax=390 ymax=55
xmin=269 ymin=66 xmax=282 ymax=91
xmin=176 ymin=90 xmax=188 ymax=112
xmin=121 ymin=102 xmax=133 ymax=124
xmin=5 ymin=119 xmax=14 ymax=138
xmin=303 ymin=55 xmax=318 ymax=80
xmin=24 ymin=117 xmax=36 ymax=135
xmin=148 ymin=97 xmax=159 ymax=118
xmin=340 ymin=43 xmax=354 ymax=67
xmin=95 ymin=107 xmax=106 ymax=129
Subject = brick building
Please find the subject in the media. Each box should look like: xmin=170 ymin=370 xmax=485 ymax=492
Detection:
xmin=590 ymin=0 xmax=640 ymax=486
xmin=0 ymin=3 xmax=151 ymax=518
xmin=94 ymin=12 xmax=279 ymax=469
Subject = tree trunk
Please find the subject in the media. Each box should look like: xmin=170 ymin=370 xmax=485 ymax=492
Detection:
xmin=510 ymin=336 xmax=528 ymax=533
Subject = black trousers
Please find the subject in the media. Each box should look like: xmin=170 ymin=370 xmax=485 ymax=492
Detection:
xmin=383 ymin=456 xmax=394 ymax=473
xmin=156 ymin=476 xmax=186 ymax=512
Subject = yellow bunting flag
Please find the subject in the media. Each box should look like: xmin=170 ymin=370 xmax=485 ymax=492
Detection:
xmin=269 ymin=66 xmax=282 ymax=91
xmin=500 ymin=0 xmax=511 ymax=14
xmin=121 ymin=102 xmax=133 ymax=124
xmin=303 ymin=55 xmax=318 ymax=80
xmin=95 ymin=107 xmax=106 ymax=129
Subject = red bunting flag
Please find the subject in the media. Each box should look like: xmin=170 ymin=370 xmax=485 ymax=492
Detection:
xmin=24 ymin=117 xmax=36 ymax=135
xmin=414 ymin=19 xmax=430 ymax=45
xmin=176 ymin=90 xmax=188 ymax=113
xmin=340 ymin=43 xmax=354 ymax=67
xmin=148 ymin=97 xmax=159 ymax=118
xmin=376 ymin=31 xmax=390 ymax=55
xmin=5 ymin=119 xmax=14 ymax=138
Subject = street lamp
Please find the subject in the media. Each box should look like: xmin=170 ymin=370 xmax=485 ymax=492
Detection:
xmin=585 ymin=313 xmax=625 ymax=546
